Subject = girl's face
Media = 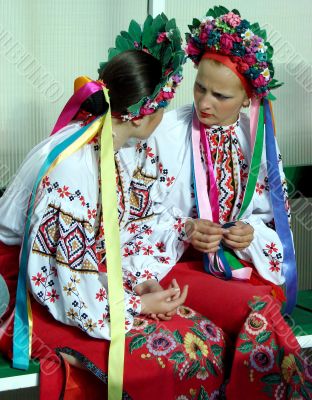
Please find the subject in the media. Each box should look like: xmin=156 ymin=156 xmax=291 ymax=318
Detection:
xmin=193 ymin=58 xmax=249 ymax=126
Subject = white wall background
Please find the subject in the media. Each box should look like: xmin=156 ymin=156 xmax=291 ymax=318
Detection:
xmin=0 ymin=0 xmax=311 ymax=187
xmin=0 ymin=0 xmax=148 ymax=187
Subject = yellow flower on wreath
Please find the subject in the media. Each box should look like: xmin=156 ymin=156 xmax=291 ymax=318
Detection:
xmin=184 ymin=332 xmax=208 ymax=360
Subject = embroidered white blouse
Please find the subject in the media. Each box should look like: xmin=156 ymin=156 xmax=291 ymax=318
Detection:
xmin=0 ymin=111 xmax=192 ymax=339
xmin=0 ymin=104 xmax=289 ymax=339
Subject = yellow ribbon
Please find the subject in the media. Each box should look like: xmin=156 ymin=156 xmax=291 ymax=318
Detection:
xmin=26 ymin=90 xmax=125 ymax=397
xmin=100 ymin=88 xmax=125 ymax=400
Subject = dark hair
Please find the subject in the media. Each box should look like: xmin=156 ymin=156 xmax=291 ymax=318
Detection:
xmin=82 ymin=50 xmax=162 ymax=116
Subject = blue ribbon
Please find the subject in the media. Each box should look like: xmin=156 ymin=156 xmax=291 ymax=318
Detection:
xmin=263 ymin=99 xmax=297 ymax=314
xmin=13 ymin=121 xmax=95 ymax=370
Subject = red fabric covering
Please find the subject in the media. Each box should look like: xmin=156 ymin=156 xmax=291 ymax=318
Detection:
xmin=161 ymin=261 xmax=273 ymax=337
xmin=30 ymin=298 xmax=225 ymax=400
xmin=0 ymin=242 xmax=19 ymax=322
xmin=1 ymin=242 xmax=311 ymax=399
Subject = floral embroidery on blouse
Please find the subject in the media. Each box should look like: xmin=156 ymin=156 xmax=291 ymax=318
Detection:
xmin=262 ymin=242 xmax=282 ymax=273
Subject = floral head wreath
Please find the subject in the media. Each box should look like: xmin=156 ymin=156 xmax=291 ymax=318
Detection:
xmin=185 ymin=5 xmax=283 ymax=98
xmin=98 ymin=13 xmax=185 ymax=121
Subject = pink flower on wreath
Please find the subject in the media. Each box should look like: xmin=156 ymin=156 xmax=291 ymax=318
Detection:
xmin=243 ymin=54 xmax=257 ymax=66
xmin=157 ymin=32 xmax=168 ymax=43
xmin=140 ymin=106 xmax=155 ymax=116
xmin=236 ymin=59 xmax=250 ymax=73
xmin=155 ymin=92 xmax=165 ymax=103
xmin=162 ymin=90 xmax=174 ymax=100
xmin=253 ymin=74 xmax=267 ymax=88
xmin=199 ymin=29 xmax=208 ymax=43
xmin=222 ymin=12 xmax=241 ymax=28
xmin=185 ymin=41 xmax=202 ymax=57
xmin=220 ymin=33 xmax=235 ymax=54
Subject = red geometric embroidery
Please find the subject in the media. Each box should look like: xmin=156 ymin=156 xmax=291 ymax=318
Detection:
xmin=33 ymin=205 xmax=99 ymax=273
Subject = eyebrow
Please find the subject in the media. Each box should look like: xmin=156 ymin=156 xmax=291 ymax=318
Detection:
xmin=195 ymin=81 xmax=232 ymax=97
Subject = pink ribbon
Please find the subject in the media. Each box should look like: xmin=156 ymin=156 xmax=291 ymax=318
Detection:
xmin=50 ymin=81 xmax=105 ymax=135
xmin=199 ymin=122 xmax=220 ymax=223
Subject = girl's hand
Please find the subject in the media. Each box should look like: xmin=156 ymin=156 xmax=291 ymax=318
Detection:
xmin=222 ymin=221 xmax=254 ymax=250
xmin=186 ymin=218 xmax=229 ymax=253
xmin=134 ymin=279 xmax=162 ymax=296
xmin=140 ymin=285 xmax=188 ymax=316
xmin=150 ymin=279 xmax=181 ymax=321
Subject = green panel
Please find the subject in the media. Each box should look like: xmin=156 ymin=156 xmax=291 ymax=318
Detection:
xmin=297 ymin=290 xmax=312 ymax=312
xmin=284 ymin=165 xmax=312 ymax=198
xmin=287 ymin=307 xmax=312 ymax=336
xmin=0 ymin=356 xmax=40 ymax=379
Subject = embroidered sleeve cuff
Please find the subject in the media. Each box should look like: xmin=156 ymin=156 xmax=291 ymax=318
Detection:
xmin=125 ymin=294 xmax=142 ymax=318
xmin=174 ymin=216 xmax=192 ymax=243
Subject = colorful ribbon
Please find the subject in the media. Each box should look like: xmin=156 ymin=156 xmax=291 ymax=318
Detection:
xmin=51 ymin=78 xmax=105 ymax=135
xmin=13 ymin=119 xmax=101 ymax=369
xmin=191 ymin=105 xmax=264 ymax=281
xmin=263 ymin=98 xmax=297 ymax=314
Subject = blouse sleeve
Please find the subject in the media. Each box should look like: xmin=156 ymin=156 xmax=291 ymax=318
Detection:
xmin=27 ymin=159 xmax=142 ymax=340
xmin=120 ymin=105 xmax=195 ymax=290
xmin=0 ymin=123 xmax=82 ymax=245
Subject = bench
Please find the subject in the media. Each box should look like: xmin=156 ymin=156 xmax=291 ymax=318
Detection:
xmin=0 ymin=355 xmax=40 ymax=393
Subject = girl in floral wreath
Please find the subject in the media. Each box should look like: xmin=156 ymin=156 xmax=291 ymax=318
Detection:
xmin=134 ymin=5 xmax=311 ymax=399
xmin=0 ymin=13 xmax=227 ymax=400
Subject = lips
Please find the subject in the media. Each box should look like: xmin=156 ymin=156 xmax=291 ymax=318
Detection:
xmin=200 ymin=112 xmax=214 ymax=118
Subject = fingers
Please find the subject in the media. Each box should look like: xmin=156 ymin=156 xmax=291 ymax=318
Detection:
xmin=169 ymin=279 xmax=180 ymax=300
xmin=161 ymin=287 xmax=181 ymax=301
xmin=196 ymin=220 xmax=227 ymax=236
xmin=156 ymin=313 xmax=172 ymax=321
xmin=188 ymin=219 xmax=228 ymax=254
xmin=169 ymin=285 xmax=188 ymax=310
xmin=223 ymin=232 xmax=254 ymax=243
xmin=223 ymin=238 xmax=251 ymax=250
xmin=191 ymin=239 xmax=221 ymax=253
xmin=226 ymin=222 xmax=254 ymax=236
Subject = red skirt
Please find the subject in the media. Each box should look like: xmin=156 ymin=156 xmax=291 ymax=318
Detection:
xmin=0 ymin=242 xmax=311 ymax=399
